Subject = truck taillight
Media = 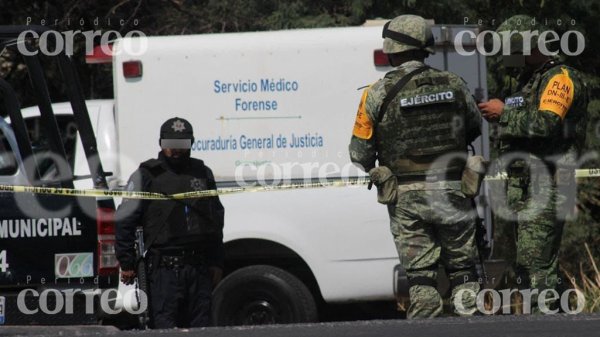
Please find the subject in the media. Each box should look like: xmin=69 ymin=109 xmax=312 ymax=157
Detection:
xmin=373 ymin=49 xmax=390 ymax=67
xmin=86 ymin=44 xmax=113 ymax=64
xmin=97 ymin=207 xmax=119 ymax=276
xmin=123 ymin=60 xmax=143 ymax=78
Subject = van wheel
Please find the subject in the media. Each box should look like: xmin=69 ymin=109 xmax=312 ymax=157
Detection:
xmin=212 ymin=265 xmax=317 ymax=326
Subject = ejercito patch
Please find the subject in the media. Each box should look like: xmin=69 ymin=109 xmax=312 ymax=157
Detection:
xmin=352 ymin=88 xmax=373 ymax=140
xmin=538 ymin=68 xmax=574 ymax=119
xmin=400 ymin=91 xmax=455 ymax=107
xmin=505 ymin=96 xmax=525 ymax=108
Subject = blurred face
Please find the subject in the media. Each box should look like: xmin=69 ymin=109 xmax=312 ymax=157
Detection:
xmin=503 ymin=48 xmax=547 ymax=69
xmin=160 ymin=137 xmax=192 ymax=159
xmin=524 ymin=48 xmax=548 ymax=66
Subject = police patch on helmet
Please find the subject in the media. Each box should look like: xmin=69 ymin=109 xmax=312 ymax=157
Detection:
xmin=172 ymin=119 xmax=186 ymax=132
xmin=400 ymin=91 xmax=455 ymax=107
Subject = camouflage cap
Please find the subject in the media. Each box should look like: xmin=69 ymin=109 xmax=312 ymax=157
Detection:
xmin=496 ymin=15 xmax=546 ymax=55
xmin=383 ymin=15 xmax=435 ymax=54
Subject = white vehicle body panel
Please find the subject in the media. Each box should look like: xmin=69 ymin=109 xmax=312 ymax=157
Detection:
xmin=112 ymin=25 xmax=487 ymax=303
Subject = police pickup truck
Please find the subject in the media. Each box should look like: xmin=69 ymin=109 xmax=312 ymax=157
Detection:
xmin=0 ymin=26 xmax=119 ymax=325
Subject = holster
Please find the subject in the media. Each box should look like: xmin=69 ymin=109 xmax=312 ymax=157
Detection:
xmin=461 ymin=156 xmax=488 ymax=198
xmin=369 ymin=166 xmax=398 ymax=205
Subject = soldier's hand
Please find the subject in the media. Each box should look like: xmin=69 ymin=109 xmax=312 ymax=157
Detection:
xmin=121 ymin=269 xmax=136 ymax=285
xmin=209 ymin=266 xmax=223 ymax=287
xmin=478 ymin=99 xmax=504 ymax=121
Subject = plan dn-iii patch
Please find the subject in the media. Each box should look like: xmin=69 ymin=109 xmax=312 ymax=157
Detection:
xmin=400 ymin=91 xmax=455 ymax=108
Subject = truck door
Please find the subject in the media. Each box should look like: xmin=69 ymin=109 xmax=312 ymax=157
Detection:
xmin=0 ymin=26 xmax=118 ymax=325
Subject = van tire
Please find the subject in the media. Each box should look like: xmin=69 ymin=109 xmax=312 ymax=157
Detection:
xmin=212 ymin=265 xmax=317 ymax=326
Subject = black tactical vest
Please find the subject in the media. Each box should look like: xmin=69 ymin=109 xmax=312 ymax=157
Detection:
xmin=140 ymin=158 xmax=223 ymax=248
xmin=376 ymin=68 xmax=467 ymax=176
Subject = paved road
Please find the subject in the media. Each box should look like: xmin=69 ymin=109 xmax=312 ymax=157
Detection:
xmin=3 ymin=315 xmax=600 ymax=337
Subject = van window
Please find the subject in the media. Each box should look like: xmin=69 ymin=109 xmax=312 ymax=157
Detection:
xmin=25 ymin=115 xmax=77 ymax=180
xmin=0 ymin=128 xmax=18 ymax=175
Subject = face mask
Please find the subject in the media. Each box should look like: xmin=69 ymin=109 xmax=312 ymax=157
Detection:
xmin=165 ymin=150 xmax=191 ymax=171
xmin=502 ymin=55 xmax=525 ymax=68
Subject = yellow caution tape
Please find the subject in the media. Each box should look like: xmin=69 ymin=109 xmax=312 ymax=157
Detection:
xmin=484 ymin=168 xmax=600 ymax=181
xmin=0 ymin=184 xmax=170 ymax=199
xmin=574 ymin=168 xmax=600 ymax=179
xmin=0 ymin=178 xmax=371 ymax=200
xmin=0 ymin=168 xmax=596 ymax=200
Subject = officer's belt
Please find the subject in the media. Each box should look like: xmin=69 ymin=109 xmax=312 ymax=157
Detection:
xmin=155 ymin=247 xmax=206 ymax=257
xmin=159 ymin=255 xmax=205 ymax=268
xmin=396 ymin=171 xmax=462 ymax=184
xmin=392 ymin=156 xmax=463 ymax=174
xmin=396 ymin=180 xmax=461 ymax=193
xmin=152 ymin=249 xmax=207 ymax=268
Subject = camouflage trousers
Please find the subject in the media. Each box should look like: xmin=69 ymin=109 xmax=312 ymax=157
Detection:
xmin=387 ymin=183 xmax=480 ymax=319
xmin=503 ymin=174 xmax=569 ymax=312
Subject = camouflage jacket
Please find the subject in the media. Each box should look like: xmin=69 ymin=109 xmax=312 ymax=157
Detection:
xmin=498 ymin=60 xmax=588 ymax=168
xmin=349 ymin=60 xmax=481 ymax=175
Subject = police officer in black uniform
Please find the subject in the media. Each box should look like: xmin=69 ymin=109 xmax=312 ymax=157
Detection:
xmin=115 ymin=117 xmax=224 ymax=328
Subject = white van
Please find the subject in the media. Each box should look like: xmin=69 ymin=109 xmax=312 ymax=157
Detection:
xmin=25 ymin=24 xmax=489 ymax=325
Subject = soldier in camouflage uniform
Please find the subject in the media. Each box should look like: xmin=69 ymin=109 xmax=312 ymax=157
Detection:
xmin=479 ymin=15 xmax=588 ymax=312
xmin=349 ymin=15 xmax=482 ymax=318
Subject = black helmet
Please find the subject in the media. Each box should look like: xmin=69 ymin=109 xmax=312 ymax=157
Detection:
xmin=159 ymin=117 xmax=194 ymax=149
